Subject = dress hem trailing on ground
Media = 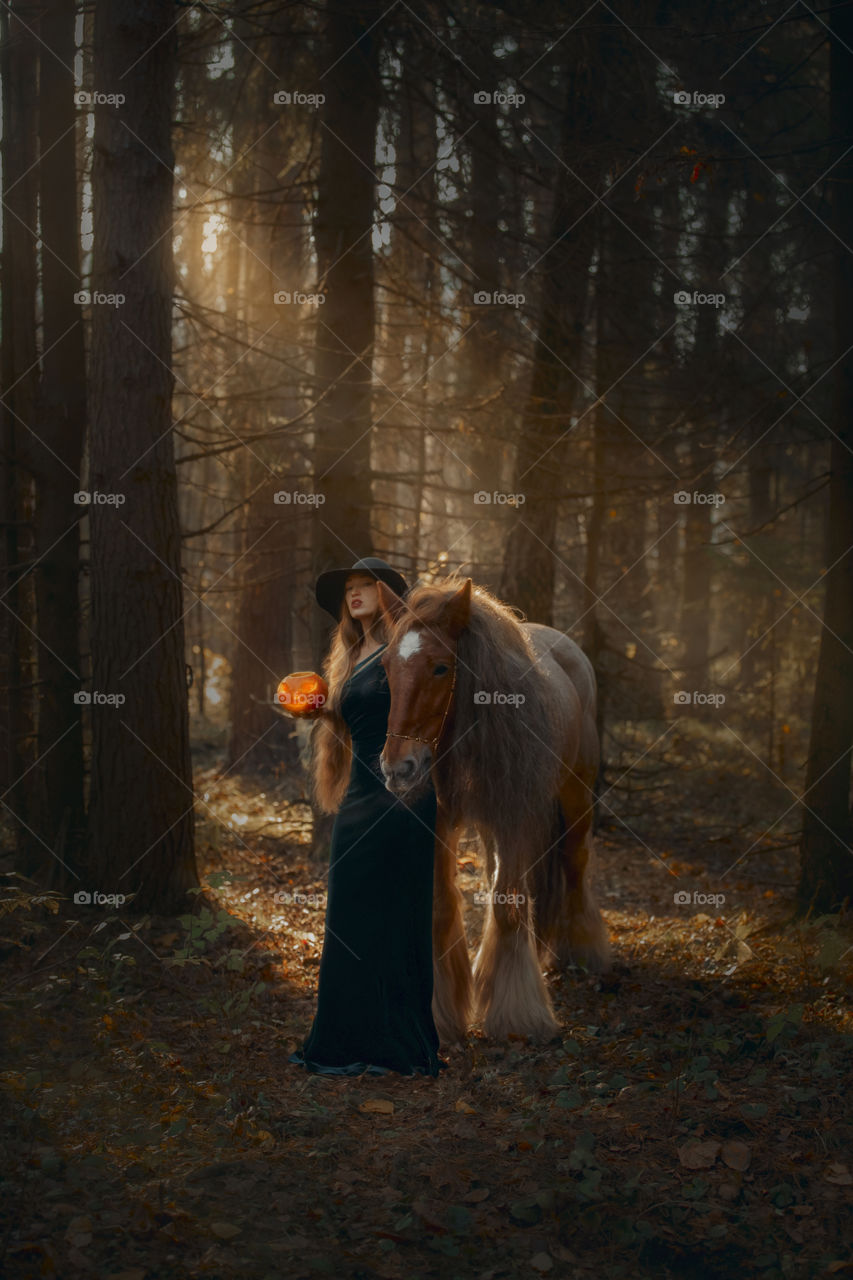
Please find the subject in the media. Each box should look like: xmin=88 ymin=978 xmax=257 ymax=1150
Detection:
xmin=287 ymin=1049 xmax=448 ymax=1078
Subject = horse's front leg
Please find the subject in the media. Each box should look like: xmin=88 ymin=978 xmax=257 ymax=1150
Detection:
xmin=472 ymin=836 xmax=559 ymax=1042
xmin=431 ymin=806 xmax=473 ymax=1045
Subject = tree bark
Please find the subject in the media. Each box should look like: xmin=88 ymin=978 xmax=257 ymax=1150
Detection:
xmin=582 ymin=204 xmax=611 ymax=767
xmin=0 ymin=1 xmax=40 ymax=870
xmin=798 ymin=0 xmax=853 ymax=915
xmin=225 ymin=14 xmax=301 ymax=776
xmin=679 ymin=197 xmax=728 ymax=690
xmin=33 ymin=0 xmax=87 ymax=883
xmin=499 ymin=37 xmax=599 ymax=624
xmin=311 ymin=0 xmax=380 ymax=659
xmin=87 ymin=0 xmax=197 ymax=913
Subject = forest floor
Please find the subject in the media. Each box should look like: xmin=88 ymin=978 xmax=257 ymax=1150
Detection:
xmin=1 ymin=731 xmax=852 ymax=1280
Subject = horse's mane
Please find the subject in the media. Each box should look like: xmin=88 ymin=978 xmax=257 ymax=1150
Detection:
xmin=390 ymin=575 xmax=566 ymax=840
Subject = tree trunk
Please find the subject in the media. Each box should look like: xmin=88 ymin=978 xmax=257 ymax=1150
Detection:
xmin=87 ymin=0 xmax=197 ymax=913
xmin=798 ymin=0 xmax=853 ymax=915
xmin=679 ymin=195 xmax=728 ymax=690
xmin=225 ymin=16 xmax=301 ymax=776
xmin=466 ymin=82 xmax=508 ymax=507
xmin=0 ymin=1 xmax=40 ymax=870
xmin=32 ymin=0 xmax=87 ymax=883
xmin=310 ymin=0 xmax=380 ymax=659
xmin=499 ymin=38 xmax=599 ymax=624
xmin=679 ymin=465 xmax=714 ymax=684
xmin=582 ymin=204 xmax=611 ymax=773
xmin=383 ymin=33 xmax=438 ymax=574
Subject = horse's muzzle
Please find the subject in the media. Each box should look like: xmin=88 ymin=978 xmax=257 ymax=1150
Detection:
xmin=380 ymin=749 xmax=432 ymax=801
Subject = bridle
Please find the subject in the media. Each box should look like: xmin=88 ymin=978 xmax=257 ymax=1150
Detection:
xmin=385 ymin=655 xmax=458 ymax=755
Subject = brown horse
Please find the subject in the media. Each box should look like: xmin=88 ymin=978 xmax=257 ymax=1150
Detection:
xmin=375 ymin=574 xmax=610 ymax=1043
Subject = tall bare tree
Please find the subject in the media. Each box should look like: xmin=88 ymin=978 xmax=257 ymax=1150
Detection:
xmin=798 ymin=2 xmax=853 ymax=915
xmin=225 ymin=13 xmax=302 ymax=774
xmin=0 ymin=1 xmax=40 ymax=870
xmin=500 ymin=36 xmax=601 ymax=625
xmin=87 ymin=0 xmax=197 ymax=912
xmin=33 ymin=0 xmax=87 ymax=881
xmin=310 ymin=0 xmax=381 ymax=659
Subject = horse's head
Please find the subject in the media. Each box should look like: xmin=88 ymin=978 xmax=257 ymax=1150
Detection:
xmin=377 ymin=577 xmax=472 ymax=799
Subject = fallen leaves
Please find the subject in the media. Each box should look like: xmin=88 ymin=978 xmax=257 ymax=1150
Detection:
xmin=531 ymin=1252 xmax=553 ymax=1272
xmin=359 ymin=1098 xmax=394 ymax=1115
xmin=678 ymin=1140 xmax=720 ymax=1169
xmin=3 ymin=795 xmax=850 ymax=1280
xmin=677 ymin=1139 xmax=751 ymax=1171
xmin=721 ymin=1140 xmax=752 ymax=1171
xmin=462 ymin=1186 xmax=490 ymax=1202
xmin=210 ymin=1222 xmax=241 ymax=1239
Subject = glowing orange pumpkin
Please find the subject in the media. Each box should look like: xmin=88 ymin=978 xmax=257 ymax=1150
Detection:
xmin=276 ymin=671 xmax=328 ymax=717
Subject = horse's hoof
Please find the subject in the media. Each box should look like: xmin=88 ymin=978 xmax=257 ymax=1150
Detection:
xmin=436 ymin=1023 xmax=468 ymax=1047
xmin=482 ymin=1014 xmax=560 ymax=1043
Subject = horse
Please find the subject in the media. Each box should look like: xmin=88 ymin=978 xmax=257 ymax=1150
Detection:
xmin=374 ymin=574 xmax=611 ymax=1043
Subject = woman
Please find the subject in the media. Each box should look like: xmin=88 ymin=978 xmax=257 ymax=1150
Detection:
xmin=288 ymin=556 xmax=447 ymax=1078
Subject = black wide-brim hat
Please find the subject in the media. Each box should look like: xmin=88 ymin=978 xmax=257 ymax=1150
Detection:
xmin=315 ymin=556 xmax=409 ymax=620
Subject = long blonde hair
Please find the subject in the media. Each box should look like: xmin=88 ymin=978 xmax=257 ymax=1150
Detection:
xmin=310 ymin=592 xmax=392 ymax=814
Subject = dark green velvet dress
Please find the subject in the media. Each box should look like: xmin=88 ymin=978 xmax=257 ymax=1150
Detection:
xmin=289 ymin=643 xmax=446 ymax=1077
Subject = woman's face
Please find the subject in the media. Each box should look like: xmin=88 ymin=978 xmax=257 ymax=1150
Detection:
xmin=345 ymin=573 xmax=379 ymax=624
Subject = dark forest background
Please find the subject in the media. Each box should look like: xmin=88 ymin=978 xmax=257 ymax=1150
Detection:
xmin=2 ymin=4 xmax=853 ymax=1279
xmin=2 ymin=0 xmax=851 ymax=914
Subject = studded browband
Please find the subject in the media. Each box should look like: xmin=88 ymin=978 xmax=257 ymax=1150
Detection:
xmin=385 ymin=656 xmax=458 ymax=755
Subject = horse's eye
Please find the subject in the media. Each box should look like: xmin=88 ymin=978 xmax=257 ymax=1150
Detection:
xmin=433 ymin=663 xmax=449 ymax=676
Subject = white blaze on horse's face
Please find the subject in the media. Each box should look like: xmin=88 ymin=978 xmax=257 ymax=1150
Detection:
xmin=397 ymin=629 xmax=423 ymax=661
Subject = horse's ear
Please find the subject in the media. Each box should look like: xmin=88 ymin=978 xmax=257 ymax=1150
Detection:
xmin=442 ymin=578 xmax=472 ymax=640
xmin=376 ymin=578 xmax=407 ymax=626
